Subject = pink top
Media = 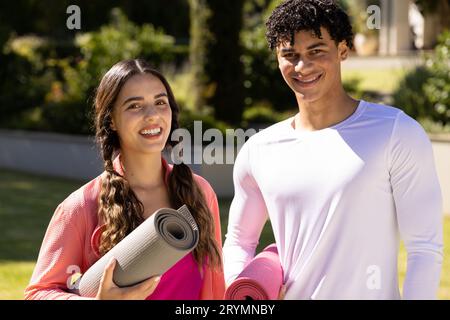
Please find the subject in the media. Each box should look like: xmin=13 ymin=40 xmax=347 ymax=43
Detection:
xmin=147 ymin=254 xmax=203 ymax=300
xmin=24 ymin=155 xmax=225 ymax=300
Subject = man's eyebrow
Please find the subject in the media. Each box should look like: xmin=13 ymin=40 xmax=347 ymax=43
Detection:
xmin=306 ymin=42 xmax=328 ymax=50
xmin=280 ymin=47 xmax=296 ymax=53
xmin=279 ymin=41 xmax=328 ymax=53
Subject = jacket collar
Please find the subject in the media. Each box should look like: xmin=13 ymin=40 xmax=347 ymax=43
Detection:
xmin=112 ymin=152 xmax=172 ymax=186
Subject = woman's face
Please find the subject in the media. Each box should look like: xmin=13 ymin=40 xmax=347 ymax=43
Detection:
xmin=111 ymin=73 xmax=172 ymax=155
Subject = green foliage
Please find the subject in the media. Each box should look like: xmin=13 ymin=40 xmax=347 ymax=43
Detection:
xmin=72 ymin=8 xmax=176 ymax=90
xmin=241 ymin=0 xmax=296 ymax=113
xmin=242 ymin=102 xmax=291 ymax=126
xmin=423 ymin=31 xmax=450 ymax=123
xmin=188 ymin=0 xmax=245 ymax=124
xmin=342 ymin=76 xmax=364 ymax=98
xmin=392 ymin=66 xmax=434 ymax=119
xmin=0 ymin=8 xmax=184 ymax=135
xmin=0 ymin=36 xmax=57 ymax=129
xmin=393 ymin=31 xmax=450 ymax=126
xmin=179 ymin=108 xmax=229 ymax=137
xmin=418 ymin=117 xmax=450 ymax=134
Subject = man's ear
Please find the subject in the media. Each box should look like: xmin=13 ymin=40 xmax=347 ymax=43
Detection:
xmin=338 ymin=41 xmax=349 ymax=61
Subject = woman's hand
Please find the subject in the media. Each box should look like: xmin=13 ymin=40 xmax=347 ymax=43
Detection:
xmin=95 ymin=258 xmax=161 ymax=300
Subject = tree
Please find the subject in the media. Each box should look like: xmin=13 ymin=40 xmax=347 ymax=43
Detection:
xmin=189 ymin=0 xmax=245 ymax=124
xmin=415 ymin=0 xmax=450 ymax=34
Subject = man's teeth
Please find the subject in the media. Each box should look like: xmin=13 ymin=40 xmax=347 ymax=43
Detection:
xmin=141 ymin=128 xmax=161 ymax=135
xmin=297 ymin=75 xmax=320 ymax=83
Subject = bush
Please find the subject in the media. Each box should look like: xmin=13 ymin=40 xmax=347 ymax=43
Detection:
xmin=392 ymin=66 xmax=434 ymax=120
xmin=0 ymin=36 xmax=58 ymax=129
xmin=393 ymin=30 xmax=450 ymax=126
xmin=241 ymin=0 xmax=297 ymax=113
xmin=179 ymin=108 xmax=228 ymax=137
xmin=423 ymin=30 xmax=450 ymax=124
xmin=242 ymin=102 xmax=290 ymax=126
xmin=0 ymin=8 xmax=187 ymax=135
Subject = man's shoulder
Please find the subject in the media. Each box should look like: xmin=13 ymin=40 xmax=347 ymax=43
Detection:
xmin=363 ymin=100 xmax=425 ymax=133
xmin=360 ymin=100 xmax=403 ymax=121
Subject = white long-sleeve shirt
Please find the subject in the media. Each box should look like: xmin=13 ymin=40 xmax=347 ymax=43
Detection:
xmin=223 ymin=100 xmax=443 ymax=299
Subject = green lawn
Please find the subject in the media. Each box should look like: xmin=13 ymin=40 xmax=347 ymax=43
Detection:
xmin=342 ymin=68 xmax=407 ymax=95
xmin=0 ymin=169 xmax=448 ymax=299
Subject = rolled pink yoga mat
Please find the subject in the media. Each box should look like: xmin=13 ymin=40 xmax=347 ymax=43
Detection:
xmin=224 ymin=243 xmax=283 ymax=300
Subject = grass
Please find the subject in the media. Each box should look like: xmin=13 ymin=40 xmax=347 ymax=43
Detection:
xmin=342 ymin=68 xmax=407 ymax=95
xmin=0 ymin=169 xmax=448 ymax=299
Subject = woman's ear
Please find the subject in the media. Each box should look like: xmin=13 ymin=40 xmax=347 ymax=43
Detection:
xmin=338 ymin=41 xmax=349 ymax=61
xmin=110 ymin=119 xmax=117 ymax=131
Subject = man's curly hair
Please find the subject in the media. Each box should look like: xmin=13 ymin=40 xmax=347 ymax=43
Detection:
xmin=266 ymin=0 xmax=354 ymax=50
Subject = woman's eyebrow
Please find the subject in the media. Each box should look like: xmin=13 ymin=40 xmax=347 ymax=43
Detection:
xmin=154 ymin=93 xmax=168 ymax=99
xmin=122 ymin=96 xmax=143 ymax=106
xmin=121 ymin=93 xmax=168 ymax=106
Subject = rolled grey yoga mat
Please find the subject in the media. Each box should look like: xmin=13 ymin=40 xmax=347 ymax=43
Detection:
xmin=74 ymin=205 xmax=199 ymax=297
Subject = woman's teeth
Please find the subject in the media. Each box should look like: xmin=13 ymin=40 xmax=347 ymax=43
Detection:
xmin=140 ymin=128 xmax=161 ymax=136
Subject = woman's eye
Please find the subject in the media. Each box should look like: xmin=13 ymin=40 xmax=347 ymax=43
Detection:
xmin=156 ymin=100 xmax=168 ymax=106
xmin=127 ymin=103 xmax=141 ymax=110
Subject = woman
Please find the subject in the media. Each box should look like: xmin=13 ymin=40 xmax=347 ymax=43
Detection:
xmin=24 ymin=59 xmax=225 ymax=300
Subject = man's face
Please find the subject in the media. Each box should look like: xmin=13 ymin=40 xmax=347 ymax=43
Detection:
xmin=276 ymin=27 xmax=349 ymax=103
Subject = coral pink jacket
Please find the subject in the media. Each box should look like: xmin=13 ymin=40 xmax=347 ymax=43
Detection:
xmin=24 ymin=156 xmax=225 ymax=300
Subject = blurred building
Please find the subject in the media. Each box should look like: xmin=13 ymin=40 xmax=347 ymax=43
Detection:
xmin=379 ymin=0 xmax=444 ymax=55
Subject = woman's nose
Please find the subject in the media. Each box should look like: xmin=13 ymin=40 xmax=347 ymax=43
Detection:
xmin=143 ymin=104 xmax=158 ymax=120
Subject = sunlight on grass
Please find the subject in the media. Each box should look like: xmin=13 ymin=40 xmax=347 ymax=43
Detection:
xmin=342 ymin=68 xmax=407 ymax=95
xmin=0 ymin=261 xmax=35 ymax=299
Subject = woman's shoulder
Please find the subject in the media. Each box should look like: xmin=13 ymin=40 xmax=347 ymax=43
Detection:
xmin=166 ymin=162 xmax=217 ymax=201
xmin=192 ymin=172 xmax=216 ymax=197
xmin=58 ymin=173 xmax=103 ymax=221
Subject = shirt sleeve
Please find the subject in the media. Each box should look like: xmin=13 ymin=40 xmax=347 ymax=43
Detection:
xmin=24 ymin=201 xmax=94 ymax=300
xmin=388 ymin=111 xmax=443 ymax=299
xmin=223 ymin=140 xmax=269 ymax=286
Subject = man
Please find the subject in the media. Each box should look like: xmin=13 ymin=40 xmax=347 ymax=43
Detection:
xmin=223 ymin=0 xmax=443 ymax=299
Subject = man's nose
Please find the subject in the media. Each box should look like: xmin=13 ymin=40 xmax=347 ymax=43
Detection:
xmin=294 ymin=58 xmax=313 ymax=74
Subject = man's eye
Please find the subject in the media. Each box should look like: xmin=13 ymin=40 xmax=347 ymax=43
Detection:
xmin=284 ymin=53 xmax=296 ymax=58
xmin=310 ymin=49 xmax=323 ymax=55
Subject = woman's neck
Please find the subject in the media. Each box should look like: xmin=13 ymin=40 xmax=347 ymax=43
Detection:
xmin=119 ymin=151 xmax=165 ymax=190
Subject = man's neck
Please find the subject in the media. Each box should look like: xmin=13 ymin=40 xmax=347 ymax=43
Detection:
xmin=293 ymin=90 xmax=359 ymax=132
